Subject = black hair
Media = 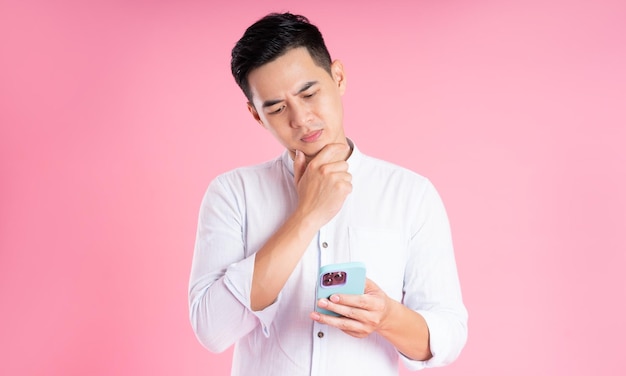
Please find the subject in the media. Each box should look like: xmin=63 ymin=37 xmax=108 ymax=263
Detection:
xmin=231 ymin=12 xmax=333 ymax=101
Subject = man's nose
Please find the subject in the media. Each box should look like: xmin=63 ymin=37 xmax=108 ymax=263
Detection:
xmin=289 ymin=103 xmax=311 ymax=128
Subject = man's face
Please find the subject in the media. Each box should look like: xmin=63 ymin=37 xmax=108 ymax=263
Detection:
xmin=247 ymin=47 xmax=347 ymax=161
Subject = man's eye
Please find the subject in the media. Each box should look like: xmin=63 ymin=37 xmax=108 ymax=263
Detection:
xmin=303 ymin=91 xmax=317 ymax=98
xmin=269 ymin=105 xmax=285 ymax=115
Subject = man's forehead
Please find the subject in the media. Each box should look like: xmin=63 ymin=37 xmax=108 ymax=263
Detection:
xmin=248 ymin=49 xmax=326 ymax=100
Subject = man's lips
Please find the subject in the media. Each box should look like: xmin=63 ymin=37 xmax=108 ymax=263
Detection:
xmin=301 ymin=130 xmax=323 ymax=143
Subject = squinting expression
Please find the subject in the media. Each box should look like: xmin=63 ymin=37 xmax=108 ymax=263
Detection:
xmin=247 ymin=47 xmax=348 ymax=161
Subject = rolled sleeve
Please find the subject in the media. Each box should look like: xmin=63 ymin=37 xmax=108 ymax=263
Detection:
xmin=223 ymin=253 xmax=281 ymax=337
xmin=188 ymin=174 xmax=282 ymax=352
xmin=400 ymin=179 xmax=468 ymax=370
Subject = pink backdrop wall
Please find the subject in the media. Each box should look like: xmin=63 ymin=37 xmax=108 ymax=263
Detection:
xmin=1 ymin=0 xmax=624 ymax=375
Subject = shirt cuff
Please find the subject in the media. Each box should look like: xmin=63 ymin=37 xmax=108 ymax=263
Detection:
xmin=222 ymin=254 xmax=281 ymax=338
xmin=399 ymin=309 xmax=466 ymax=370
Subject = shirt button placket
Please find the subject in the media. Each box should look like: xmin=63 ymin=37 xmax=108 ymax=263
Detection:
xmin=318 ymin=225 xmax=332 ymax=275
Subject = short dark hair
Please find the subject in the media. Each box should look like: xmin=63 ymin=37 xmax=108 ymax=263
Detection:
xmin=231 ymin=12 xmax=333 ymax=101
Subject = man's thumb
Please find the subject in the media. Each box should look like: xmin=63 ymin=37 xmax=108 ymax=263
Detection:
xmin=293 ymin=150 xmax=306 ymax=184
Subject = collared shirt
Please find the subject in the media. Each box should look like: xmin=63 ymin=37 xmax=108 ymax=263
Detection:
xmin=189 ymin=141 xmax=467 ymax=376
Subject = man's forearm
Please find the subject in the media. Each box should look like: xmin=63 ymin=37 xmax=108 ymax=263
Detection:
xmin=378 ymin=299 xmax=433 ymax=361
xmin=250 ymin=209 xmax=319 ymax=311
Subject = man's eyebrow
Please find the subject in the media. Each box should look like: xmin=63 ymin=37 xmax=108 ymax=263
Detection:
xmin=295 ymin=81 xmax=318 ymax=95
xmin=261 ymin=81 xmax=319 ymax=109
xmin=262 ymin=98 xmax=284 ymax=109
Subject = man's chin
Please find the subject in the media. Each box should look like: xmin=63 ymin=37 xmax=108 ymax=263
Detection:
xmin=287 ymin=147 xmax=321 ymax=163
xmin=291 ymin=139 xmax=350 ymax=162
xmin=286 ymin=143 xmax=323 ymax=160
xmin=302 ymin=148 xmax=322 ymax=162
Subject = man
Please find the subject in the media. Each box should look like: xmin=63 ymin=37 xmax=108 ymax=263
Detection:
xmin=189 ymin=12 xmax=467 ymax=375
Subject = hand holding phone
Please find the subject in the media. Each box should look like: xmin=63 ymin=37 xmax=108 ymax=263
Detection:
xmin=315 ymin=262 xmax=366 ymax=317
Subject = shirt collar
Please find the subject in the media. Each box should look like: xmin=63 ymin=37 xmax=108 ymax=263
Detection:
xmin=281 ymin=138 xmax=362 ymax=177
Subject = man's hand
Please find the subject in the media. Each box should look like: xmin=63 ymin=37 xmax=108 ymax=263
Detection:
xmin=310 ymin=278 xmax=433 ymax=361
xmin=293 ymin=143 xmax=352 ymax=228
xmin=310 ymin=278 xmax=391 ymax=338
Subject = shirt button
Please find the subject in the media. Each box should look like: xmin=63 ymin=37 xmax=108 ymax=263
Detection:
xmin=322 ymin=242 xmax=328 ymax=248
xmin=317 ymin=331 xmax=324 ymax=338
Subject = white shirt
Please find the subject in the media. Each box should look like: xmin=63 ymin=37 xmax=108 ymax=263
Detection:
xmin=189 ymin=141 xmax=467 ymax=375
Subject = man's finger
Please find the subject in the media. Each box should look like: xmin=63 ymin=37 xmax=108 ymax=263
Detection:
xmin=293 ymin=149 xmax=306 ymax=185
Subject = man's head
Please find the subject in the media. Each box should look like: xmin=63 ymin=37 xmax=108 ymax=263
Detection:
xmin=231 ymin=13 xmax=333 ymax=102
xmin=231 ymin=13 xmax=348 ymax=161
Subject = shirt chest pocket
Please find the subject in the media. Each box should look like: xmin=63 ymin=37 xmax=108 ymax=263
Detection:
xmin=348 ymin=227 xmax=407 ymax=302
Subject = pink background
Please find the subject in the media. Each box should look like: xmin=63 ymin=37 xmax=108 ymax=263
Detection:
xmin=1 ymin=0 xmax=625 ymax=375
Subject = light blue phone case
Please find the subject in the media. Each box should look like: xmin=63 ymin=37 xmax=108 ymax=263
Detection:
xmin=315 ymin=261 xmax=366 ymax=317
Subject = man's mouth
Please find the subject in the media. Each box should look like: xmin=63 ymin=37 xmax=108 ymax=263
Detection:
xmin=301 ymin=130 xmax=323 ymax=143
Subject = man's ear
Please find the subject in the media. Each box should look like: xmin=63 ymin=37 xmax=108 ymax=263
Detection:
xmin=247 ymin=102 xmax=266 ymax=128
xmin=331 ymin=60 xmax=347 ymax=95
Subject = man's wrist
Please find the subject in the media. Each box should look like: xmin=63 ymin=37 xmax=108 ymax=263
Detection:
xmin=290 ymin=208 xmax=325 ymax=235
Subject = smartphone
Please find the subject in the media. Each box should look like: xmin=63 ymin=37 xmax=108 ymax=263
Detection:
xmin=315 ymin=261 xmax=366 ymax=317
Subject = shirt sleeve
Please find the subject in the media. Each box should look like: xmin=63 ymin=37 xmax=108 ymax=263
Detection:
xmin=188 ymin=175 xmax=281 ymax=353
xmin=400 ymin=180 xmax=468 ymax=370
